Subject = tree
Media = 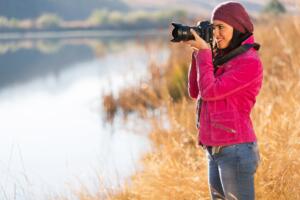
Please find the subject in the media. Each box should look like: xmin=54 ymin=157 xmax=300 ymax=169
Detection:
xmin=87 ymin=9 xmax=109 ymax=26
xmin=264 ymin=0 xmax=286 ymax=15
xmin=36 ymin=13 xmax=62 ymax=28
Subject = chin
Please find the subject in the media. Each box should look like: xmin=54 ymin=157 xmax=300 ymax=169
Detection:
xmin=218 ymin=44 xmax=229 ymax=49
xmin=217 ymin=42 xmax=229 ymax=49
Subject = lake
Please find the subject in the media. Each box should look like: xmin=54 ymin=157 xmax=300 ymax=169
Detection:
xmin=0 ymin=34 xmax=170 ymax=199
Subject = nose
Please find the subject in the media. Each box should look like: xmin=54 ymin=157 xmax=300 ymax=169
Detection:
xmin=213 ymin=28 xmax=220 ymax=38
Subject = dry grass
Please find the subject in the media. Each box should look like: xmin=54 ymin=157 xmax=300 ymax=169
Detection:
xmin=251 ymin=15 xmax=300 ymax=199
xmin=102 ymin=41 xmax=192 ymax=120
xmin=95 ymin=16 xmax=300 ymax=200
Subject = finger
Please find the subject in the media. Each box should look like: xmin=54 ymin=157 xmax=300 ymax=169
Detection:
xmin=182 ymin=40 xmax=191 ymax=44
xmin=191 ymin=46 xmax=199 ymax=51
xmin=190 ymin=29 xmax=201 ymax=41
xmin=186 ymin=39 xmax=195 ymax=44
xmin=187 ymin=40 xmax=196 ymax=47
xmin=182 ymin=39 xmax=200 ymax=50
xmin=189 ymin=43 xmax=199 ymax=50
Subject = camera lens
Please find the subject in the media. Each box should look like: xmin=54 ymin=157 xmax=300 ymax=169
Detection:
xmin=171 ymin=23 xmax=194 ymax=42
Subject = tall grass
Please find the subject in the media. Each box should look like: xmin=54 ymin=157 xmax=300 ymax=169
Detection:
xmin=95 ymin=16 xmax=300 ymax=199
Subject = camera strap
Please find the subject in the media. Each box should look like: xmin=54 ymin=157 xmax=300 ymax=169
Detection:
xmin=213 ymin=43 xmax=260 ymax=69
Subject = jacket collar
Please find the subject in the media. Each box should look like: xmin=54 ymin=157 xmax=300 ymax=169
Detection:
xmin=242 ymin=35 xmax=255 ymax=45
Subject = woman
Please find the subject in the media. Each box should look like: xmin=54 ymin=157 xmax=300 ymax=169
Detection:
xmin=185 ymin=2 xmax=263 ymax=200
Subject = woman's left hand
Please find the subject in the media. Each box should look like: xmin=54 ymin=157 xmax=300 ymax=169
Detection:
xmin=184 ymin=29 xmax=210 ymax=51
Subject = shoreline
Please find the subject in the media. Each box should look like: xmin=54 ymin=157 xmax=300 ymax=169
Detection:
xmin=0 ymin=29 xmax=169 ymax=40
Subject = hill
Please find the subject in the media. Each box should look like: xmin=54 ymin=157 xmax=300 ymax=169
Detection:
xmin=0 ymin=0 xmax=297 ymax=21
xmin=0 ymin=0 xmax=129 ymax=20
xmin=123 ymin=0 xmax=298 ymax=17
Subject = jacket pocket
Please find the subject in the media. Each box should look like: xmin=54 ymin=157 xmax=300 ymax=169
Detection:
xmin=209 ymin=111 xmax=239 ymax=142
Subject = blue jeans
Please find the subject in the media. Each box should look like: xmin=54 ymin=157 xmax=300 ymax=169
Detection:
xmin=206 ymin=142 xmax=260 ymax=200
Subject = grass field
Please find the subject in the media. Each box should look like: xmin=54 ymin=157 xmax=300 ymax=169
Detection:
xmin=78 ymin=15 xmax=300 ymax=200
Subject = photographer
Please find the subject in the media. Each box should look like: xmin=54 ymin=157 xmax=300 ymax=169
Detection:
xmin=182 ymin=2 xmax=263 ymax=200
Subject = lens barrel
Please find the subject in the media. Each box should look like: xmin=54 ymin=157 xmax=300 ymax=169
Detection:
xmin=171 ymin=21 xmax=213 ymax=43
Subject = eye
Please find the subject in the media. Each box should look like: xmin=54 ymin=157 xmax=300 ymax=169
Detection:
xmin=213 ymin=25 xmax=224 ymax=30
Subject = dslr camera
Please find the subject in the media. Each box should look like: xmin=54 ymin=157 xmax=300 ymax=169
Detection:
xmin=171 ymin=21 xmax=213 ymax=44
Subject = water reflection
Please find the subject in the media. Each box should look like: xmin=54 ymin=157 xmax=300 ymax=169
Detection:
xmin=0 ymin=36 xmax=168 ymax=90
xmin=0 ymin=36 xmax=169 ymax=199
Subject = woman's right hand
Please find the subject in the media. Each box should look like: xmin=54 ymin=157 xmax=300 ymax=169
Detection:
xmin=182 ymin=29 xmax=210 ymax=51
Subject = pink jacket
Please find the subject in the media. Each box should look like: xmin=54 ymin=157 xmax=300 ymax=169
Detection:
xmin=188 ymin=36 xmax=263 ymax=146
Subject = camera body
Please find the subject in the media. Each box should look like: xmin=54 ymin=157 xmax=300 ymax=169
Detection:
xmin=171 ymin=21 xmax=213 ymax=44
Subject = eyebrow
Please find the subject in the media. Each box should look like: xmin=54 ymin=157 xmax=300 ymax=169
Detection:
xmin=212 ymin=24 xmax=225 ymax=29
xmin=213 ymin=23 xmax=225 ymax=26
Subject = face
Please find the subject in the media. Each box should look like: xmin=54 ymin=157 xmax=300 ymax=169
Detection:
xmin=213 ymin=20 xmax=234 ymax=49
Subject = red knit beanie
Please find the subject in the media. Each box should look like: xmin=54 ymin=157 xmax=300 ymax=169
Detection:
xmin=211 ymin=1 xmax=253 ymax=33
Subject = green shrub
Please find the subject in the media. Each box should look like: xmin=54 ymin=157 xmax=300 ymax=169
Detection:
xmin=87 ymin=9 xmax=109 ymax=25
xmin=36 ymin=13 xmax=62 ymax=28
xmin=264 ymin=0 xmax=286 ymax=15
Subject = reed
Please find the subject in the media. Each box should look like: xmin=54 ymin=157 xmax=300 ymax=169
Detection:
xmin=97 ymin=16 xmax=300 ymax=200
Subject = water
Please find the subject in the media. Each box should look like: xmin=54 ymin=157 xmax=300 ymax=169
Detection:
xmin=0 ymin=36 xmax=169 ymax=199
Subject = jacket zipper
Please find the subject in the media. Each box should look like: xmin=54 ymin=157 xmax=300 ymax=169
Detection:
xmin=212 ymin=122 xmax=237 ymax=133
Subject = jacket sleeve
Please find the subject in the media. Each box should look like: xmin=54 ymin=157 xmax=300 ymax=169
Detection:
xmin=195 ymin=49 xmax=263 ymax=101
xmin=188 ymin=51 xmax=199 ymax=99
